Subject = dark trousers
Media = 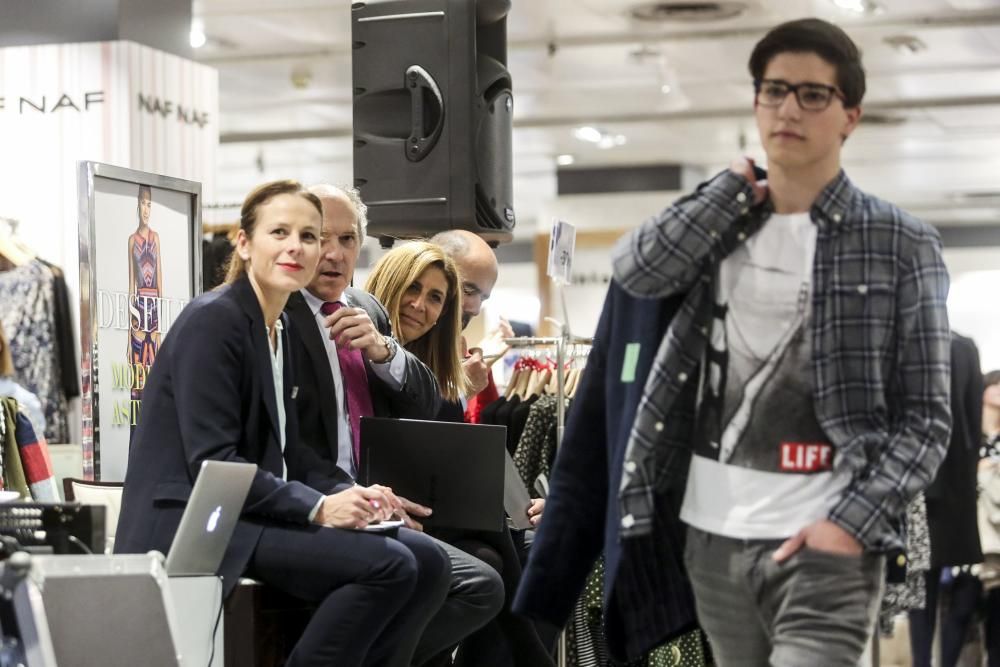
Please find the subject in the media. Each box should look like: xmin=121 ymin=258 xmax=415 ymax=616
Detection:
xmin=413 ymin=539 xmax=505 ymax=666
xmin=249 ymin=523 xmax=450 ymax=667
xmin=425 ymin=527 xmax=556 ymax=667
xmin=987 ymin=587 xmax=1000 ymax=667
xmin=909 ymin=569 xmax=982 ymax=667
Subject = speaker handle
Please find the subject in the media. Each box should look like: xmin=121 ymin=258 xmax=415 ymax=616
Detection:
xmin=405 ymin=65 xmax=444 ymax=162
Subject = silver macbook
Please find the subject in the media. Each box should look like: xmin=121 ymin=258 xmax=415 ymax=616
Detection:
xmin=165 ymin=460 xmax=256 ymax=576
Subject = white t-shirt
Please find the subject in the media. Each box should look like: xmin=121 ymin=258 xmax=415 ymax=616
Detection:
xmin=680 ymin=212 xmax=850 ymax=539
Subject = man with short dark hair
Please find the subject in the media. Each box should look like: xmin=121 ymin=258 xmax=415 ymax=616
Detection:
xmin=607 ymin=18 xmax=951 ymax=666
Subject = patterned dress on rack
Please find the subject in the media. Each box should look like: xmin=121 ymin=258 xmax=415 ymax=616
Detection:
xmin=879 ymin=493 xmax=931 ymax=634
xmin=0 ymin=261 xmax=69 ymax=443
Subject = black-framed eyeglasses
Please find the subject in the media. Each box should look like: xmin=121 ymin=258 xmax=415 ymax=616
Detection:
xmin=754 ymin=79 xmax=846 ymax=111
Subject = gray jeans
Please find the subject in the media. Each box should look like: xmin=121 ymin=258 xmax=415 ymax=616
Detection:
xmin=684 ymin=526 xmax=885 ymax=667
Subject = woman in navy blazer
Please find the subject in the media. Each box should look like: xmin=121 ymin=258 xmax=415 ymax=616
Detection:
xmin=115 ymin=180 xmax=450 ymax=667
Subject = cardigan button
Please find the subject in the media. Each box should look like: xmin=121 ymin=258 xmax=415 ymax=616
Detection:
xmin=654 ymin=422 xmax=665 ymax=432
xmin=621 ymin=514 xmax=635 ymax=529
xmin=624 ymin=460 xmax=637 ymax=473
xmin=736 ymin=191 xmax=747 ymax=204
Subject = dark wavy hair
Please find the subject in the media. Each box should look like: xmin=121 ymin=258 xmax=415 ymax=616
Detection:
xmin=749 ymin=18 xmax=866 ymax=108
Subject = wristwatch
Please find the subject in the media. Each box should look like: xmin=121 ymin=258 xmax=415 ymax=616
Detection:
xmin=376 ymin=334 xmax=398 ymax=364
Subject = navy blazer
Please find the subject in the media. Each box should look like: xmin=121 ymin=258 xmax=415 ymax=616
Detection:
xmin=513 ymin=280 xmax=696 ymax=660
xmin=283 ymin=287 xmax=442 ymax=487
xmin=116 ymin=276 xmax=343 ymax=595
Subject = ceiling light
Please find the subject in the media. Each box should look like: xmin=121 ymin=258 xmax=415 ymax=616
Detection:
xmin=661 ymin=83 xmax=673 ymax=94
xmin=573 ymin=126 xmax=603 ymax=143
xmin=884 ymin=34 xmax=927 ymax=54
xmin=189 ymin=20 xmax=206 ymax=49
xmin=628 ymin=2 xmax=748 ymax=23
xmin=830 ymin=0 xmax=883 ymax=14
xmin=556 ymin=154 xmax=576 ymax=166
xmin=597 ymin=134 xmax=627 ymax=149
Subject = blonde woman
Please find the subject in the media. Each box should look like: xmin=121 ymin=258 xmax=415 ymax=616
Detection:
xmin=365 ymin=241 xmax=470 ymax=405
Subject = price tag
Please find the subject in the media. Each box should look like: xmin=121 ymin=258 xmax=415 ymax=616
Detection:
xmin=546 ymin=219 xmax=576 ymax=285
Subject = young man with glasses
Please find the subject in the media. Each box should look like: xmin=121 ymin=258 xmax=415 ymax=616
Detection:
xmin=611 ymin=18 xmax=951 ymax=666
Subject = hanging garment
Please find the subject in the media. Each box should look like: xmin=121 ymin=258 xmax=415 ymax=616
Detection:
xmin=35 ymin=261 xmax=80 ymax=401
xmin=513 ymin=280 xmax=697 ymax=662
xmin=512 ymin=394 xmax=561 ymax=491
xmin=1 ymin=397 xmax=58 ymax=501
xmin=0 ymin=377 xmax=45 ymax=435
xmin=879 ymin=494 xmax=932 ymax=634
xmin=0 ymin=260 xmax=70 ymax=442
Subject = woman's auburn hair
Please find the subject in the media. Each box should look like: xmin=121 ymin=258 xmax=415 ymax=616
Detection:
xmin=364 ymin=241 xmax=470 ymax=403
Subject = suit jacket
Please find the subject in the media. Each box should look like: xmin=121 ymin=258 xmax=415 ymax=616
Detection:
xmin=115 ymin=276 xmax=345 ymax=595
xmin=513 ymin=280 xmax=694 ymax=660
xmin=925 ymin=332 xmax=984 ymax=567
xmin=284 ymin=287 xmax=441 ymax=485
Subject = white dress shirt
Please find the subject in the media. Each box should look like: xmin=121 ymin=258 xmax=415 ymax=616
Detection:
xmin=301 ymin=289 xmax=405 ymax=479
xmin=265 ymin=319 xmax=287 ymax=480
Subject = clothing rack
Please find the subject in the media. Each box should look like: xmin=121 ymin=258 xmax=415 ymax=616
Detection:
xmin=504 ymin=330 xmax=592 ymax=667
xmin=502 ymin=332 xmax=592 ymax=445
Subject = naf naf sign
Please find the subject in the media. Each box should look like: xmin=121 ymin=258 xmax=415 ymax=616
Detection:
xmin=0 ymin=90 xmax=210 ymax=128
xmin=0 ymin=91 xmax=105 ymax=113
xmin=137 ymin=93 xmax=210 ymax=128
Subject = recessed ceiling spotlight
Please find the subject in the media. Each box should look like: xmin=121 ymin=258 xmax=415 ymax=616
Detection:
xmin=597 ymin=134 xmax=628 ymax=149
xmin=556 ymin=154 xmax=576 ymax=166
xmin=661 ymin=83 xmax=673 ymax=94
xmin=628 ymin=2 xmax=748 ymax=23
xmin=883 ymin=34 xmax=927 ymax=54
xmin=189 ymin=19 xmax=207 ymax=49
xmin=573 ymin=126 xmax=604 ymax=143
xmin=830 ymin=0 xmax=883 ymax=14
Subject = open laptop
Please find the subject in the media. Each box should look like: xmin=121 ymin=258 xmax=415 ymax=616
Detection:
xmin=360 ymin=417 xmax=506 ymax=532
xmin=504 ymin=450 xmax=534 ymax=530
xmin=164 ymin=460 xmax=256 ymax=576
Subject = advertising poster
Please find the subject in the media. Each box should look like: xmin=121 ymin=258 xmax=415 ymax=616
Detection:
xmin=79 ymin=162 xmax=201 ymax=480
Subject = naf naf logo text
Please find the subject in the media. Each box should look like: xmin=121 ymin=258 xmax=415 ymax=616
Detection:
xmin=0 ymin=91 xmax=105 ymax=114
xmin=137 ymin=93 xmax=210 ymax=128
xmin=1 ymin=90 xmax=210 ymax=128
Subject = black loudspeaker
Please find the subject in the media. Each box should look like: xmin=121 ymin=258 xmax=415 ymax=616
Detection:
xmin=352 ymin=0 xmax=515 ymax=246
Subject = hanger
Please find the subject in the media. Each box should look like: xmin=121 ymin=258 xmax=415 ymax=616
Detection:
xmin=0 ymin=218 xmax=34 ymax=267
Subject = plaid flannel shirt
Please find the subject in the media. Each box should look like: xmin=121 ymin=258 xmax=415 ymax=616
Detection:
xmin=612 ymin=169 xmax=951 ymax=552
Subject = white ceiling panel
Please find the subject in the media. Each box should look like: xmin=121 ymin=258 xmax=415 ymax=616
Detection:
xmin=195 ymin=0 xmax=1000 ymax=231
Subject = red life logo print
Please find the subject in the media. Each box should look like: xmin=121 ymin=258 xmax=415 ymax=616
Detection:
xmin=779 ymin=442 xmax=833 ymax=472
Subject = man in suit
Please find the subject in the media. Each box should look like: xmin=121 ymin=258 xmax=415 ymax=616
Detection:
xmin=285 ymin=184 xmax=504 ymax=666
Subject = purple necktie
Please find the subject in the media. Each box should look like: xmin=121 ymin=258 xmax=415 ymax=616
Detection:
xmin=321 ymin=301 xmax=375 ymax=467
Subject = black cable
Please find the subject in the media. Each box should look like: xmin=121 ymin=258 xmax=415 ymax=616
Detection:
xmin=206 ymin=592 xmax=224 ymax=667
